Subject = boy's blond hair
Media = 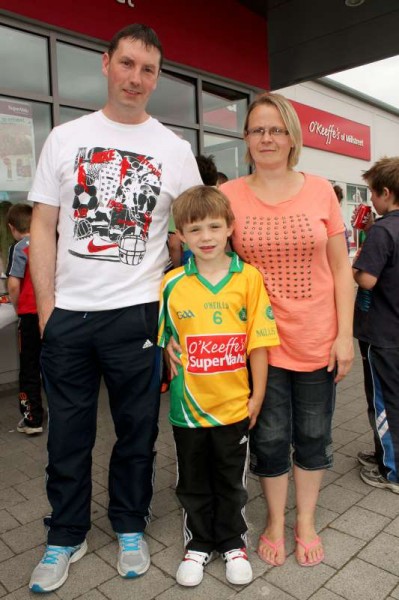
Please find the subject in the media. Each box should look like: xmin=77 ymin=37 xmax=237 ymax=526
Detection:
xmin=7 ymin=203 xmax=32 ymax=234
xmin=172 ymin=185 xmax=235 ymax=231
xmin=363 ymin=157 xmax=399 ymax=204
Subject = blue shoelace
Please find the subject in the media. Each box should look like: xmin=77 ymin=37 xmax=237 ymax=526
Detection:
xmin=41 ymin=545 xmax=76 ymax=565
xmin=118 ymin=533 xmax=143 ymax=552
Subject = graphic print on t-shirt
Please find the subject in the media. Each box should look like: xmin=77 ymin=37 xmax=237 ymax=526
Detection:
xmin=69 ymin=146 xmax=162 ymax=265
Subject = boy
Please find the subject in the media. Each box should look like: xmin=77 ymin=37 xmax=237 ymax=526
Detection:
xmin=158 ymin=186 xmax=280 ymax=586
xmin=352 ymin=156 xmax=399 ymax=494
xmin=6 ymin=203 xmax=43 ymax=434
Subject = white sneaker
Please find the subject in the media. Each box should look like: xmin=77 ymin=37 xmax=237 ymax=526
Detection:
xmin=223 ymin=548 xmax=252 ymax=585
xmin=176 ymin=550 xmax=212 ymax=586
xmin=17 ymin=418 xmax=43 ymax=435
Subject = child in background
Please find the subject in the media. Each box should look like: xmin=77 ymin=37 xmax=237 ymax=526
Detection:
xmin=353 ymin=157 xmax=399 ymax=493
xmin=158 ymin=186 xmax=280 ymax=586
xmin=7 ymin=203 xmax=44 ymax=434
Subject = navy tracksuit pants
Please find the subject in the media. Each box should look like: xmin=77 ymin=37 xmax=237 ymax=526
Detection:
xmin=41 ymin=303 xmax=160 ymax=546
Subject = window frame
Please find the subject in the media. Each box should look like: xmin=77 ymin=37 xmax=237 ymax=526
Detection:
xmin=0 ymin=13 xmax=257 ymax=166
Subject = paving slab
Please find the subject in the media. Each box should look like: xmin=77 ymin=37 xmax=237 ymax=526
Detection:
xmin=358 ymin=532 xmax=399 ymax=576
xmin=6 ymin=495 xmax=50 ymax=525
xmin=98 ymin=564 xmax=174 ymax=600
xmin=234 ymin=579 xmax=297 ymax=599
xmin=0 ymin=539 xmax=14 ymax=563
xmin=264 ymin=554 xmax=336 ymax=600
xmin=0 ymin=546 xmax=44 ymax=592
xmin=1 ymin=519 xmax=46 ymax=554
xmin=0 ymin=347 xmax=398 ymax=599
xmin=318 ymin=484 xmax=363 ymax=514
xmin=325 ymin=558 xmax=398 ymax=600
xmin=0 ymin=511 xmax=20 ymax=535
xmin=329 ymin=452 xmax=358 ymax=475
xmin=357 ymin=488 xmax=399 ymax=519
xmin=321 ymin=528 xmax=365 ymax=569
xmin=329 ymin=506 xmax=390 ymax=541
xmin=309 ymin=589 xmax=350 ymax=600
xmin=385 ymin=517 xmax=399 ymax=538
xmin=155 ymin=574 xmax=233 ymax=600
xmin=55 ymin=553 xmax=115 ymax=600
xmin=0 ymin=470 xmax=29 ymax=493
xmin=76 ymin=591 xmax=108 ymax=600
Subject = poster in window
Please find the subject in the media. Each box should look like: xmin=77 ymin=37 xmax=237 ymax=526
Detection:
xmin=347 ymin=184 xmax=368 ymax=205
xmin=0 ymin=100 xmax=35 ymax=192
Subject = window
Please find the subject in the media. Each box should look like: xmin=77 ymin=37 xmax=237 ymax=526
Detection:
xmin=0 ymin=25 xmax=50 ymax=96
xmin=59 ymin=107 xmax=92 ymax=125
xmin=168 ymin=126 xmax=198 ymax=154
xmin=202 ymin=82 xmax=247 ymax=133
xmin=148 ymin=71 xmax=196 ymax=123
xmin=204 ymin=133 xmax=247 ymax=179
xmin=57 ymin=42 xmax=107 ymax=107
xmin=0 ymin=18 xmax=252 ymax=189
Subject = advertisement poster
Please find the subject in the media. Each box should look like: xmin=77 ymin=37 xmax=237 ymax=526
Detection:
xmin=0 ymin=99 xmax=35 ymax=191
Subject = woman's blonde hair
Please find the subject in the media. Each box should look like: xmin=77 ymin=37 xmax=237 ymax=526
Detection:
xmin=244 ymin=92 xmax=302 ymax=168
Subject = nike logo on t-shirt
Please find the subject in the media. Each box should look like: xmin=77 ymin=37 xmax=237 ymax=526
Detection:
xmin=87 ymin=240 xmax=119 ymax=253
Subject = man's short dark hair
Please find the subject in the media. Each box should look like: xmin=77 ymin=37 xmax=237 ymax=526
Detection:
xmin=7 ymin=203 xmax=32 ymax=233
xmin=195 ymin=155 xmax=218 ymax=186
xmin=107 ymin=23 xmax=164 ymax=68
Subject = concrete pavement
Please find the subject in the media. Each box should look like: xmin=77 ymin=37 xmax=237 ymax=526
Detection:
xmin=0 ymin=347 xmax=398 ymax=599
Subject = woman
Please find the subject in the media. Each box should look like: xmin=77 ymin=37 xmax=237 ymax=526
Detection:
xmin=219 ymin=92 xmax=354 ymax=567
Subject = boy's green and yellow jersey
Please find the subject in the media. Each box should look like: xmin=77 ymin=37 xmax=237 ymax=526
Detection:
xmin=158 ymin=253 xmax=280 ymax=428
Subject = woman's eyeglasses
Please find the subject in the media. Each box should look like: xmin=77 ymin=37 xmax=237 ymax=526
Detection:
xmin=245 ymin=126 xmax=289 ymax=138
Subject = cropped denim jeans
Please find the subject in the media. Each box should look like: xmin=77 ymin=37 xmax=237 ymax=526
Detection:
xmin=250 ymin=365 xmax=335 ymax=477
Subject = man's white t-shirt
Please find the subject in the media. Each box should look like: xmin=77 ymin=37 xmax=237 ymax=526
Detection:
xmin=29 ymin=111 xmax=202 ymax=311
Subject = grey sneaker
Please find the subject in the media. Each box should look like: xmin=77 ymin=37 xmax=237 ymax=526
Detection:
xmin=117 ymin=532 xmax=150 ymax=577
xmin=17 ymin=418 xmax=43 ymax=435
xmin=357 ymin=450 xmax=378 ymax=469
xmin=29 ymin=540 xmax=87 ymax=592
xmin=360 ymin=467 xmax=399 ymax=494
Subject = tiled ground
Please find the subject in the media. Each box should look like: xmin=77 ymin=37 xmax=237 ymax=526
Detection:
xmin=0 ymin=347 xmax=398 ymax=599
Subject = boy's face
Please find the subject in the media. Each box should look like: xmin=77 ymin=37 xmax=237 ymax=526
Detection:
xmin=178 ymin=216 xmax=233 ymax=262
xmin=369 ymin=186 xmax=394 ymax=215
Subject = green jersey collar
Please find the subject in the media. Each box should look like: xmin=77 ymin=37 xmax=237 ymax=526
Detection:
xmin=184 ymin=252 xmax=244 ymax=276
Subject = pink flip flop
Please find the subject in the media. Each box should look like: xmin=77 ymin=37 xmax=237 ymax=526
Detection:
xmin=294 ymin=530 xmax=324 ymax=567
xmin=258 ymin=535 xmax=285 ymax=566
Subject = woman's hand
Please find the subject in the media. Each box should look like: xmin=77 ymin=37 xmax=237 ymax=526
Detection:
xmin=248 ymin=394 xmax=263 ymax=429
xmin=327 ymin=335 xmax=354 ymax=383
xmin=166 ymin=337 xmax=183 ymax=378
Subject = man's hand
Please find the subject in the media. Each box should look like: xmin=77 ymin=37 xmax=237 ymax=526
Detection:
xmin=38 ymin=302 xmax=55 ymax=337
xmin=166 ymin=336 xmax=182 ymax=378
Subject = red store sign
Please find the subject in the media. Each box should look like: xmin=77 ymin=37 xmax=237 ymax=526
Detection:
xmin=291 ymin=101 xmax=371 ymax=161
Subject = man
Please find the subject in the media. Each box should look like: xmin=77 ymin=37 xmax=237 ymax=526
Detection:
xmin=28 ymin=23 xmax=201 ymax=593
